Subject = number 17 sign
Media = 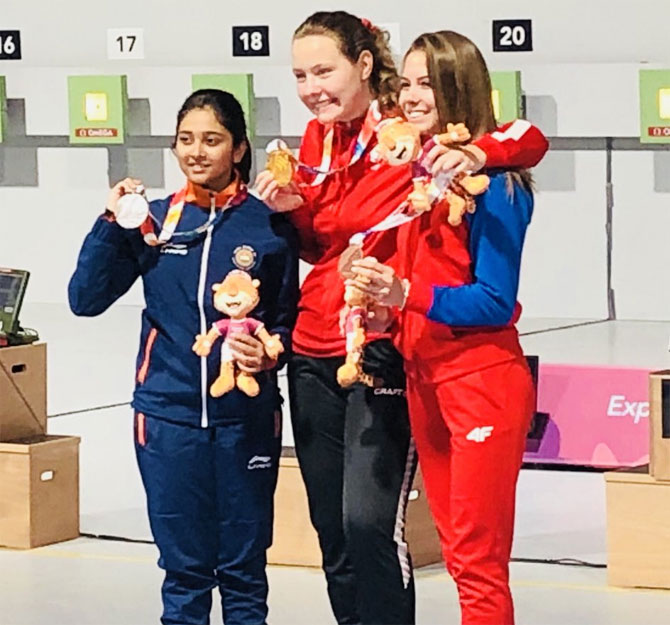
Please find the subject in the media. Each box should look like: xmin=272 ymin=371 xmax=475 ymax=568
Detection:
xmin=107 ymin=28 xmax=145 ymax=60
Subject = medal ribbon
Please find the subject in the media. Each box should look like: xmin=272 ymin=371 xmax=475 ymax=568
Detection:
xmin=141 ymin=176 xmax=247 ymax=246
xmin=307 ymin=100 xmax=382 ymax=186
xmin=348 ymin=201 xmax=420 ymax=248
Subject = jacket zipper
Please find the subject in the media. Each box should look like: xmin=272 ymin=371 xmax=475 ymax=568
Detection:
xmin=197 ymin=194 xmax=217 ymax=428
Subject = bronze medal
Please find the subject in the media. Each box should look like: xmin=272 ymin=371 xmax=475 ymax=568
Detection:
xmin=338 ymin=243 xmax=364 ymax=279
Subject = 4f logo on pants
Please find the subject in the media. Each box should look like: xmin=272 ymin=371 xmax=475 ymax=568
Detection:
xmin=466 ymin=426 xmax=494 ymax=443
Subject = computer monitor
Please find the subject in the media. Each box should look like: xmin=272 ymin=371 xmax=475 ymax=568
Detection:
xmin=0 ymin=268 xmax=30 ymax=338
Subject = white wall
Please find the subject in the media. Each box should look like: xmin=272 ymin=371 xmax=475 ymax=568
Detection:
xmin=519 ymin=152 xmax=610 ymax=319
xmin=3 ymin=0 xmax=670 ymax=66
xmin=0 ymin=147 xmax=181 ymax=306
xmin=1 ymin=1 xmax=670 ymax=319
xmin=612 ymin=152 xmax=670 ymax=320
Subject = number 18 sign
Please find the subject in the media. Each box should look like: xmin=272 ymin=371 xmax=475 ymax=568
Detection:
xmin=232 ymin=26 xmax=269 ymax=57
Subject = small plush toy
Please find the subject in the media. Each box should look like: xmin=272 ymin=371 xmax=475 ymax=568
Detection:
xmin=336 ymin=242 xmax=391 ymax=388
xmin=192 ymin=270 xmax=284 ymax=398
xmin=371 ymin=118 xmax=490 ymax=225
xmin=441 ymin=171 xmax=491 ymax=226
xmin=371 ymin=117 xmax=423 ymax=167
xmin=431 ymin=123 xmax=490 ymax=226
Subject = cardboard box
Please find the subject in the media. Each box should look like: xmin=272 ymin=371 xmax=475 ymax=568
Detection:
xmin=405 ymin=469 xmax=443 ymax=568
xmin=0 ymin=343 xmax=47 ymax=442
xmin=605 ymin=465 xmax=670 ymax=588
xmin=268 ymin=456 xmax=320 ymax=567
xmin=0 ymin=435 xmax=80 ymax=549
xmin=649 ymin=371 xmax=670 ymax=480
xmin=268 ymin=455 xmax=442 ymax=568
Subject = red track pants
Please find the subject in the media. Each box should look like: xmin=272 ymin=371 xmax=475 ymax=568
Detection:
xmin=406 ymin=357 xmax=534 ymax=625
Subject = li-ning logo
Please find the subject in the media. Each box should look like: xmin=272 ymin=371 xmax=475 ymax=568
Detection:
xmin=466 ymin=426 xmax=494 ymax=443
xmin=247 ymin=455 xmax=272 ymax=470
xmin=160 ymin=243 xmax=188 ymax=256
xmin=374 ymin=387 xmax=406 ymax=396
xmin=607 ymin=395 xmax=649 ymax=424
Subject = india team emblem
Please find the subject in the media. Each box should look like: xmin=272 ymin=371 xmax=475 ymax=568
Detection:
xmin=232 ymin=245 xmax=257 ymax=270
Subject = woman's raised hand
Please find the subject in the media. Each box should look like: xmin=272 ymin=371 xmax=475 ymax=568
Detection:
xmin=254 ymin=170 xmax=305 ymax=213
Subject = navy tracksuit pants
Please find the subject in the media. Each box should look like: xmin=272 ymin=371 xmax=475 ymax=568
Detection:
xmin=134 ymin=411 xmax=281 ymax=625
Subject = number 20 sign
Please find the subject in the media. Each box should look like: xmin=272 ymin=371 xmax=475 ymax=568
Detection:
xmin=492 ymin=20 xmax=532 ymax=52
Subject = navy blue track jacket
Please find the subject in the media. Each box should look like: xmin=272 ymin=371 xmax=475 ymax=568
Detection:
xmin=68 ymin=187 xmax=299 ymax=427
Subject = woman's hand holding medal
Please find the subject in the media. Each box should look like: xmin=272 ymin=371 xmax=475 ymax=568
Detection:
xmin=254 ymin=140 xmax=304 ymax=213
xmin=255 ymin=170 xmax=304 ymax=213
xmin=348 ymin=257 xmax=408 ymax=309
xmin=107 ymin=177 xmax=150 ymax=229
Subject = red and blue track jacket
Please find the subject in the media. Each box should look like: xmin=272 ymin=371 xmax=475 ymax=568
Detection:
xmin=397 ymin=171 xmax=533 ymax=383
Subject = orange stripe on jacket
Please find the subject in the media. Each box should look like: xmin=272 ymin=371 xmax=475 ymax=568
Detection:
xmin=136 ymin=412 xmax=147 ymax=446
xmin=137 ymin=328 xmax=158 ymax=384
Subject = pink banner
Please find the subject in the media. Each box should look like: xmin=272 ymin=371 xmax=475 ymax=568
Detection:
xmin=524 ymin=363 xmax=650 ymax=467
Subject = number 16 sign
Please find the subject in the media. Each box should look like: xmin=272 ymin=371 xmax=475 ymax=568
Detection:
xmin=0 ymin=31 xmax=21 ymax=60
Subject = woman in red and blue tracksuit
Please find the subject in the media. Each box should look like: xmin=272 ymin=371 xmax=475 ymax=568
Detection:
xmin=68 ymin=90 xmax=299 ymax=625
xmin=352 ymin=32 xmax=539 ymax=625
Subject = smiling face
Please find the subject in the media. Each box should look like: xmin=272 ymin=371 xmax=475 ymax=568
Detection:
xmin=213 ymin=272 xmax=260 ymax=320
xmin=399 ymin=50 xmax=440 ymax=136
xmin=174 ymin=107 xmax=247 ymax=192
xmin=292 ymin=34 xmax=373 ymax=124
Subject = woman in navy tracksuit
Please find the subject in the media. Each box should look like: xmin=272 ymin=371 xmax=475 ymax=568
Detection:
xmin=68 ymin=90 xmax=299 ymax=625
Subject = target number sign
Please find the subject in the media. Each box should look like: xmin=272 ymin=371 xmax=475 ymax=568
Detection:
xmin=0 ymin=31 xmax=21 ymax=60
xmin=492 ymin=20 xmax=532 ymax=52
xmin=233 ymin=26 xmax=269 ymax=57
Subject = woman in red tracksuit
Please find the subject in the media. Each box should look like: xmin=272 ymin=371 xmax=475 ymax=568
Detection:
xmin=351 ymin=31 xmax=538 ymax=625
xmin=256 ymin=12 xmax=547 ymax=625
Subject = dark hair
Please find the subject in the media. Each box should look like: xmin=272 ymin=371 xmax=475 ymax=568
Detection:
xmin=407 ymin=31 xmax=532 ymax=193
xmin=294 ymin=11 xmax=399 ymax=114
xmin=174 ymin=89 xmax=252 ymax=183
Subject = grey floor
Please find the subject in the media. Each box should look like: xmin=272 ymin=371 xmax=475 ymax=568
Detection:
xmin=2 ymin=539 xmax=669 ymax=625
xmin=2 ymin=304 xmax=669 ymax=624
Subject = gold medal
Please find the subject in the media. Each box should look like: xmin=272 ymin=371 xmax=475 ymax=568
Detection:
xmin=265 ymin=139 xmax=297 ymax=187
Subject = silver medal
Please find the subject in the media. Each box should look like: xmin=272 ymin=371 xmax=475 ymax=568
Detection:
xmin=115 ymin=185 xmax=149 ymax=229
